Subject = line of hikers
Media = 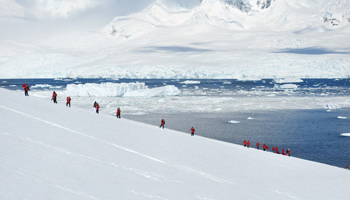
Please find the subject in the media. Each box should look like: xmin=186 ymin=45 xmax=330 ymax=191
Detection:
xmin=243 ymin=140 xmax=291 ymax=156
xmin=22 ymin=83 xmax=196 ymax=135
xmin=21 ymin=84 xmax=120 ymax=117
xmin=159 ymin=119 xmax=195 ymax=136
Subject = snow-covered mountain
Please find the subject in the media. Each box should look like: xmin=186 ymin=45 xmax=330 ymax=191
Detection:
xmin=1 ymin=87 xmax=350 ymax=199
xmin=0 ymin=0 xmax=349 ymax=79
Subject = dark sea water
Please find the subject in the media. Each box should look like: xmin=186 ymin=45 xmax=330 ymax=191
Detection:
xmin=125 ymin=109 xmax=350 ymax=168
xmin=1 ymin=78 xmax=350 ymax=168
xmin=2 ymin=78 xmax=350 ymax=96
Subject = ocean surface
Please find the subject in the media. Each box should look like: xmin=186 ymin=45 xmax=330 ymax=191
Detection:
xmin=126 ymin=109 xmax=350 ymax=168
xmin=1 ymin=78 xmax=350 ymax=168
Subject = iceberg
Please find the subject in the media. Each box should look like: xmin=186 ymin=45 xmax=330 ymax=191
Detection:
xmin=124 ymin=85 xmax=180 ymax=97
xmin=337 ymin=116 xmax=347 ymax=119
xmin=65 ymin=82 xmax=146 ymax=97
xmin=228 ymin=120 xmax=241 ymax=124
xmin=274 ymin=84 xmax=298 ymax=90
xmin=180 ymin=80 xmax=200 ymax=84
xmin=325 ymin=104 xmax=339 ymax=110
xmin=273 ymin=78 xmax=304 ymax=83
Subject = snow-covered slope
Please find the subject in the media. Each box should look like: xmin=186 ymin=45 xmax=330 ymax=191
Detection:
xmin=0 ymin=0 xmax=350 ymax=79
xmin=1 ymin=87 xmax=350 ymax=199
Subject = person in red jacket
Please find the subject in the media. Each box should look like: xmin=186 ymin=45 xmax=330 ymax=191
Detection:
xmin=191 ymin=127 xmax=195 ymax=136
xmin=116 ymin=108 xmax=121 ymax=119
xmin=272 ymin=146 xmax=275 ymax=152
xmin=96 ymin=103 xmax=100 ymax=114
xmin=282 ymin=149 xmax=285 ymax=155
xmin=160 ymin=119 xmax=165 ymax=129
xmin=347 ymin=164 xmax=349 ymax=170
xmin=247 ymin=140 xmax=250 ymax=148
xmin=263 ymin=143 xmax=266 ymax=151
xmin=22 ymin=83 xmax=29 ymax=96
xmin=275 ymin=146 xmax=278 ymax=153
xmin=66 ymin=96 xmax=71 ymax=107
xmin=256 ymin=142 xmax=260 ymax=150
xmin=243 ymin=140 xmax=247 ymax=147
xmin=287 ymin=149 xmax=291 ymax=156
xmin=52 ymin=91 xmax=57 ymax=103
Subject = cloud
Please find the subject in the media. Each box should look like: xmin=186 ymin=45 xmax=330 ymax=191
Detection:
xmin=0 ymin=0 xmax=201 ymax=42
xmin=32 ymin=0 xmax=103 ymax=19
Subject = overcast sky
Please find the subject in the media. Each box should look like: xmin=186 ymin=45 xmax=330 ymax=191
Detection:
xmin=0 ymin=0 xmax=201 ymax=42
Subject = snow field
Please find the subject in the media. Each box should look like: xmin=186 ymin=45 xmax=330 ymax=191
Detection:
xmin=1 ymin=87 xmax=350 ymax=199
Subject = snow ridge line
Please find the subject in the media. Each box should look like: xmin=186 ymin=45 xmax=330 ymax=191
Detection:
xmin=0 ymin=105 xmax=166 ymax=165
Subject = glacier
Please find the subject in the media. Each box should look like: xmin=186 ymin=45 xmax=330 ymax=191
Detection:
xmin=0 ymin=0 xmax=350 ymax=79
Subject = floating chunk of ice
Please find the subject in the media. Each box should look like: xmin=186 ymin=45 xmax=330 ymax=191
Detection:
xmin=180 ymin=80 xmax=200 ymax=84
xmin=124 ymin=85 xmax=180 ymax=97
xmin=274 ymin=84 xmax=298 ymax=90
xmin=325 ymin=104 xmax=339 ymax=110
xmin=273 ymin=78 xmax=303 ymax=83
xmin=65 ymin=82 xmax=146 ymax=97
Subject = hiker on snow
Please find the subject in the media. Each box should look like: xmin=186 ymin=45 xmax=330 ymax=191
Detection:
xmin=96 ymin=103 xmax=100 ymax=114
xmin=93 ymin=101 xmax=97 ymax=112
xmin=159 ymin=119 xmax=165 ymax=129
xmin=256 ymin=142 xmax=260 ymax=150
xmin=52 ymin=91 xmax=57 ymax=103
xmin=191 ymin=127 xmax=195 ymax=136
xmin=247 ymin=140 xmax=250 ymax=148
xmin=116 ymin=108 xmax=121 ymax=119
xmin=243 ymin=140 xmax=247 ymax=147
xmin=22 ymin=83 xmax=29 ymax=96
xmin=66 ymin=96 xmax=71 ymax=107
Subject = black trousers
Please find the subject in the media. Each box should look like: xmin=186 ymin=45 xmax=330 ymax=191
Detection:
xmin=66 ymin=102 xmax=70 ymax=107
